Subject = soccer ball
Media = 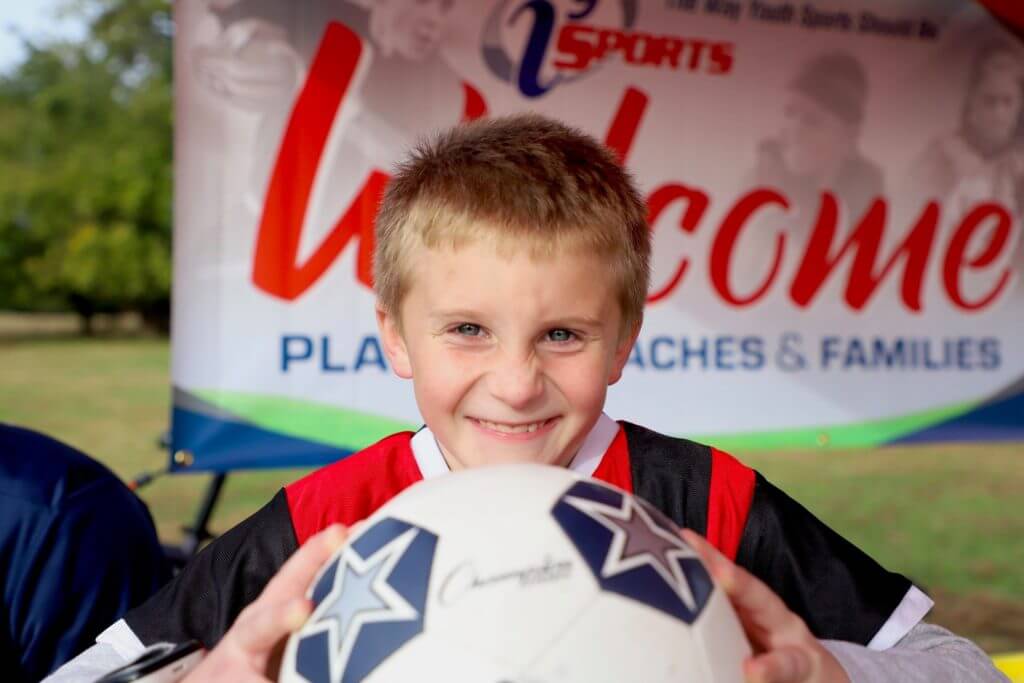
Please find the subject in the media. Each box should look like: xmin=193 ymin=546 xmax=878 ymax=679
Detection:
xmin=279 ymin=464 xmax=750 ymax=682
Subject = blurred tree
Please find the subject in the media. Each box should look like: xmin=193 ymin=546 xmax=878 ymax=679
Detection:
xmin=0 ymin=0 xmax=172 ymax=333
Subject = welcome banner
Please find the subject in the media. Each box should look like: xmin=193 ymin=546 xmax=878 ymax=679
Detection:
xmin=172 ymin=0 xmax=1024 ymax=471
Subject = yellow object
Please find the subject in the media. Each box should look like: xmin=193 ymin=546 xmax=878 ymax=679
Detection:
xmin=995 ymin=653 xmax=1024 ymax=682
xmin=173 ymin=449 xmax=194 ymax=467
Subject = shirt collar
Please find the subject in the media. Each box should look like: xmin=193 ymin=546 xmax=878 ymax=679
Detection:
xmin=410 ymin=413 xmax=619 ymax=480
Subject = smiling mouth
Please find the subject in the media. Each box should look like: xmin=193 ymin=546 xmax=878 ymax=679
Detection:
xmin=469 ymin=417 xmax=558 ymax=435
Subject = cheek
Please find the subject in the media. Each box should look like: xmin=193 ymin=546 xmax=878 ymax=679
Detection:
xmin=410 ymin=347 xmax=477 ymax=410
xmin=548 ymin=355 xmax=612 ymax=409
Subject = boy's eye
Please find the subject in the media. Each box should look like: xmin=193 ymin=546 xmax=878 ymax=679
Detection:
xmin=546 ymin=329 xmax=576 ymax=343
xmin=454 ymin=323 xmax=482 ymax=336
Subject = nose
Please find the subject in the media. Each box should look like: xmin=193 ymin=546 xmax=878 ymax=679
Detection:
xmin=487 ymin=349 xmax=545 ymax=410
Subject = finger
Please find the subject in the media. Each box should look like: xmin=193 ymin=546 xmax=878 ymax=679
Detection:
xmin=232 ymin=597 xmax=312 ymax=653
xmin=680 ymin=529 xmax=730 ymax=580
xmin=723 ymin=564 xmax=791 ymax=629
xmin=680 ymin=529 xmax=801 ymax=644
xmin=744 ymin=648 xmax=812 ymax=683
xmin=187 ymin=661 xmax=278 ymax=683
xmin=680 ymin=529 xmax=750 ymax=598
xmin=182 ymin=649 xmax=282 ymax=683
xmin=260 ymin=524 xmax=349 ymax=604
xmin=220 ymin=671 xmax=277 ymax=683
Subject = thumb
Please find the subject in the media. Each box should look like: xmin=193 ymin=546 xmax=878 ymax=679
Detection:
xmin=233 ymin=597 xmax=311 ymax=653
xmin=745 ymin=647 xmax=813 ymax=683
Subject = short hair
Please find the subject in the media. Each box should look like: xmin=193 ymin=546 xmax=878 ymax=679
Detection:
xmin=965 ymin=41 xmax=1024 ymax=104
xmin=374 ymin=113 xmax=650 ymax=333
xmin=789 ymin=51 xmax=867 ymax=126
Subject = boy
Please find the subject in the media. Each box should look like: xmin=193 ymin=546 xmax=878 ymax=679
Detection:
xmin=49 ymin=115 xmax=1005 ymax=682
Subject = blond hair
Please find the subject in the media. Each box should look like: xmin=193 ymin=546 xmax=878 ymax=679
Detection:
xmin=374 ymin=114 xmax=650 ymax=332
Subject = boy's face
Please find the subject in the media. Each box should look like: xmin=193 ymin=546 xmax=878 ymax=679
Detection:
xmin=377 ymin=239 xmax=638 ymax=470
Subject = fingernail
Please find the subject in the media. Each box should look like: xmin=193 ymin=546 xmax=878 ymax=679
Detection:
xmin=324 ymin=524 xmax=347 ymax=548
xmin=714 ymin=565 xmax=735 ymax=592
xmin=284 ymin=599 xmax=311 ymax=630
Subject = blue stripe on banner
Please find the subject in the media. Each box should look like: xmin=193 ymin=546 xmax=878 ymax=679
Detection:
xmin=892 ymin=387 xmax=1024 ymax=444
xmin=169 ymin=386 xmax=1022 ymax=471
xmin=170 ymin=405 xmax=351 ymax=472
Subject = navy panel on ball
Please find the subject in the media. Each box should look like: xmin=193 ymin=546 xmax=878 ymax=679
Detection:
xmin=295 ymin=517 xmax=438 ymax=683
xmin=551 ymin=480 xmax=713 ymax=624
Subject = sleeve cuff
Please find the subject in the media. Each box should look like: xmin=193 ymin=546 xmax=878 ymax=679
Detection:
xmin=96 ymin=618 xmax=147 ymax=661
xmin=866 ymin=585 xmax=934 ymax=651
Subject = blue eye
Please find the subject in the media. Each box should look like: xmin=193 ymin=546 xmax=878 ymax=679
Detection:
xmin=455 ymin=323 xmax=482 ymax=336
xmin=547 ymin=329 xmax=576 ymax=343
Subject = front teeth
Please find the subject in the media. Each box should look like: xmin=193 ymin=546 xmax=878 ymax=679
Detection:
xmin=478 ymin=419 xmax=545 ymax=434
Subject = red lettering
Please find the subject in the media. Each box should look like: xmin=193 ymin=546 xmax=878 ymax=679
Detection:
xmin=252 ymin=22 xmax=487 ymax=300
xmin=461 ymin=82 xmax=488 ymax=122
xmin=251 ymin=22 xmax=366 ymax=300
xmin=622 ymin=34 xmax=638 ymax=64
xmin=710 ymin=43 xmax=734 ymax=74
xmin=710 ymin=190 xmax=789 ymax=306
xmin=603 ymin=87 xmax=648 ymax=164
xmin=662 ymin=38 xmax=684 ymax=68
xmin=607 ymin=30 xmax=638 ymax=63
xmin=646 ymin=185 xmax=710 ymax=303
xmin=643 ymin=190 xmax=1014 ymax=313
xmin=554 ymin=24 xmax=596 ymax=70
xmin=639 ymin=36 xmax=666 ymax=66
xmin=790 ymin=195 xmax=938 ymax=312
xmin=943 ymin=203 xmax=1013 ymax=310
xmin=248 ymin=21 xmax=1016 ymax=317
xmin=555 ymin=26 xmax=731 ymax=75
xmin=686 ymin=40 xmax=707 ymax=71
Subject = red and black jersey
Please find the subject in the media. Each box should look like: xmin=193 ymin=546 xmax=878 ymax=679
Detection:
xmin=123 ymin=420 xmax=924 ymax=651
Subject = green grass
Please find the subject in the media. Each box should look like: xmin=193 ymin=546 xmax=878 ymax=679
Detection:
xmin=739 ymin=446 xmax=1024 ymax=654
xmin=1 ymin=320 xmax=1021 ymax=652
xmin=0 ymin=332 xmax=307 ymax=541
xmin=740 ymin=446 xmax=1024 ymax=600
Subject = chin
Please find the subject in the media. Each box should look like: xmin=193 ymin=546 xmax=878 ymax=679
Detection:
xmin=473 ymin=446 xmax=558 ymax=468
xmin=482 ymin=447 xmax=548 ymax=464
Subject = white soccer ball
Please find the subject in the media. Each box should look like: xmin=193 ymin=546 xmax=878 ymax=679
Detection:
xmin=279 ymin=464 xmax=751 ymax=683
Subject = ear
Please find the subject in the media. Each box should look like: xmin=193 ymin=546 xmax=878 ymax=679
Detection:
xmin=376 ymin=302 xmax=413 ymax=379
xmin=608 ymin=317 xmax=641 ymax=386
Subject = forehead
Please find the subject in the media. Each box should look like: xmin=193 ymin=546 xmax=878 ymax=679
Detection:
xmin=405 ymin=239 xmax=620 ymax=319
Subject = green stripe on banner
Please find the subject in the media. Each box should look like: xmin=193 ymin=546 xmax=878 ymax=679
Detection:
xmin=193 ymin=389 xmax=977 ymax=453
xmin=689 ymin=399 xmax=977 ymax=451
xmin=192 ymin=389 xmax=418 ymax=450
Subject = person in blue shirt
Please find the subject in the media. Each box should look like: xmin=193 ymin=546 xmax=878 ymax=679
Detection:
xmin=0 ymin=423 xmax=171 ymax=682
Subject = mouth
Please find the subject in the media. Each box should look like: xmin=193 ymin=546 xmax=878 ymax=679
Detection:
xmin=468 ymin=416 xmax=560 ymax=440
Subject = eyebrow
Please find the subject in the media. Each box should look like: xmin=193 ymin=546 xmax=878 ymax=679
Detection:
xmin=542 ymin=316 xmax=605 ymax=329
xmin=428 ymin=309 xmax=487 ymax=321
xmin=428 ymin=311 xmax=605 ymax=329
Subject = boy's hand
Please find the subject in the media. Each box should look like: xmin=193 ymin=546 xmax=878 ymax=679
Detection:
xmin=182 ymin=524 xmax=349 ymax=683
xmin=680 ymin=529 xmax=851 ymax=683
